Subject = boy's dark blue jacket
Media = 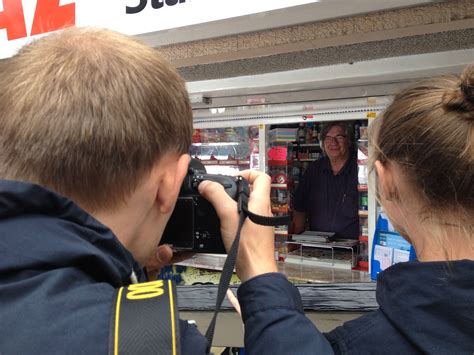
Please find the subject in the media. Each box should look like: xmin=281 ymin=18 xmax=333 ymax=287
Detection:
xmin=0 ymin=180 xmax=210 ymax=354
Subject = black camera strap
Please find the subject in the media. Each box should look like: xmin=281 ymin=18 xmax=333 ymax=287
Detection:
xmin=204 ymin=184 xmax=289 ymax=352
xmin=238 ymin=178 xmax=289 ymax=227
xmin=244 ymin=208 xmax=289 ymax=227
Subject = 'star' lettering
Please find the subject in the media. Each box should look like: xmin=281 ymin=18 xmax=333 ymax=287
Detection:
xmin=0 ymin=0 xmax=75 ymax=41
xmin=126 ymin=0 xmax=186 ymax=14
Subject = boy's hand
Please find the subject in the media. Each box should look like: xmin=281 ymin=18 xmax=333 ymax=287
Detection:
xmin=198 ymin=170 xmax=278 ymax=282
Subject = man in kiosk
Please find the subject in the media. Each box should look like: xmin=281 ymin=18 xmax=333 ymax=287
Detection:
xmin=292 ymin=122 xmax=359 ymax=239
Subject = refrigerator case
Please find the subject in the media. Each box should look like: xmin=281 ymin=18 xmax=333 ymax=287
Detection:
xmin=266 ymin=128 xmax=299 ymax=260
xmin=190 ymin=126 xmax=260 ymax=175
xmin=190 ymin=125 xmax=290 ymax=260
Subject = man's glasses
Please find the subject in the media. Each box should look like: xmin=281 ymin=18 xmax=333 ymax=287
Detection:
xmin=323 ymin=135 xmax=346 ymax=144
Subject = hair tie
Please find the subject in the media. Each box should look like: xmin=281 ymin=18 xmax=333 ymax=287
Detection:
xmin=460 ymin=82 xmax=470 ymax=100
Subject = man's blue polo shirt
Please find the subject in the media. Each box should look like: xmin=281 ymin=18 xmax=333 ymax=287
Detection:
xmin=294 ymin=154 xmax=359 ymax=239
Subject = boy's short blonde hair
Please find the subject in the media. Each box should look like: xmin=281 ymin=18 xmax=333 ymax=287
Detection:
xmin=0 ymin=27 xmax=192 ymax=211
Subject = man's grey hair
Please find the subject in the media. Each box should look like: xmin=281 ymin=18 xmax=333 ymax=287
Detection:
xmin=319 ymin=122 xmax=355 ymax=155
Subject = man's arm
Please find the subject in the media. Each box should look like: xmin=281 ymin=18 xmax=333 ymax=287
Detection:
xmin=292 ymin=163 xmax=313 ymax=234
xmin=292 ymin=210 xmax=307 ymax=234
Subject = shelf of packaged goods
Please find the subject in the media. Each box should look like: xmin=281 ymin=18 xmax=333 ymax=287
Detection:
xmin=358 ymin=210 xmax=369 ymax=218
xmin=191 ymin=142 xmax=246 ymax=147
xmin=274 ymin=230 xmax=289 ymax=237
xmin=359 ymin=235 xmax=369 ymax=242
xmin=297 ymin=143 xmax=320 ymax=147
xmin=269 ymin=139 xmax=297 ymax=144
xmin=199 ymin=159 xmax=250 ymax=166
xmin=271 ymin=183 xmax=289 ymax=189
xmin=271 ymin=206 xmax=289 ymax=213
xmin=353 ymin=261 xmax=369 ymax=271
xmin=297 ymin=158 xmax=318 ymax=162
xmin=358 ymin=184 xmax=368 ymax=192
xmin=268 ymin=160 xmax=293 ymax=167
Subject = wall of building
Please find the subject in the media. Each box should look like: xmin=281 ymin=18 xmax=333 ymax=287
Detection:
xmin=153 ymin=1 xmax=474 ymax=82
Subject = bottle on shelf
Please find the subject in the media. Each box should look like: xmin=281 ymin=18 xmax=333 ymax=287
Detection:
xmin=312 ymin=123 xmax=319 ymax=144
xmin=305 ymin=123 xmax=313 ymax=144
xmin=298 ymin=123 xmax=305 ymax=144
xmin=359 ymin=191 xmax=368 ymax=211
xmin=359 ymin=122 xmax=368 ymax=140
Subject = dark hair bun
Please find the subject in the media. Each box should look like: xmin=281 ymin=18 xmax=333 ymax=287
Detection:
xmin=442 ymin=63 xmax=474 ymax=120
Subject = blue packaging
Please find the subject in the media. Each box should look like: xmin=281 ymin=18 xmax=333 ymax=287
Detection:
xmin=371 ymin=211 xmax=416 ymax=280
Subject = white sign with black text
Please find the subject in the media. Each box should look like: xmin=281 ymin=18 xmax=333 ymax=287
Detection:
xmin=0 ymin=0 xmax=317 ymax=59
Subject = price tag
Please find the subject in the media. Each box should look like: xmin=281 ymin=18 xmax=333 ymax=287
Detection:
xmin=367 ymin=97 xmax=377 ymax=105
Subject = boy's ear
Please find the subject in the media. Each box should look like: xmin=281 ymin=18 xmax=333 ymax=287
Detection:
xmin=156 ymin=154 xmax=190 ymax=214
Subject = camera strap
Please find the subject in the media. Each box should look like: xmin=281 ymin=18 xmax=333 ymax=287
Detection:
xmin=111 ymin=279 xmax=180 ymax=355
xmin=204 ymin=184 xmax=289 ymax=352
xmin=244 ymin=208 xmax=289 ymax=226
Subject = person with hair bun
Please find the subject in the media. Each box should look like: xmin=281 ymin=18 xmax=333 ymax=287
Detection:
xmin=209 ymin=63 xmax=473 ymax=354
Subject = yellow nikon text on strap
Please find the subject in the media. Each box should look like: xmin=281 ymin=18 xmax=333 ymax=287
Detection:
xmin=126 ymin=280 xmax=165 ymax=300
xmin=111 ymin=279 xmax=180 ymax=355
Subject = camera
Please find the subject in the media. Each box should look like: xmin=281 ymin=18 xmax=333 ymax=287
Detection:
xmin=160 ymin=159 xmax=249 ymax=254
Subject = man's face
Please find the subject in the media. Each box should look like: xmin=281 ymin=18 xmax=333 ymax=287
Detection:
xmin=323 ymin=125 xmax=350 ymax=161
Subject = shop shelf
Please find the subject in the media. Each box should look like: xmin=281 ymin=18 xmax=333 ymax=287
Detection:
xmin=297 ymin=143 xmax=320 ymax=147
xmin=271 ymin=183 xmax=288 ymax=189
xmin=358 ymin=184 xmax=368 ymax=192
xmin=353 ymin=261 xmax=369 ymax=271
xmin=200 ymin=159 xmax=250 ymax=166
xmin=272 ymin=206 xmax=289 ymax=213
xmin=268 ymin=160 xmax=293 ymax=167
xmin=358 ymin=210 xmax=369 ymax=217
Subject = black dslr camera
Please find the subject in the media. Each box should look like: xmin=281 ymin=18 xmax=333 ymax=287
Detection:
xmin=160 ymin=159 xmax=249 ymax=254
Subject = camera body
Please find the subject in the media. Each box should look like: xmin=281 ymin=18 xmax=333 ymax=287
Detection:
xmin=160 ymin=160 xmax=248 ymax=254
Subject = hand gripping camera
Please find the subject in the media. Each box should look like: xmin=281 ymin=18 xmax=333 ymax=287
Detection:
xmin=160 ymin=159 xmax=249 ymax=254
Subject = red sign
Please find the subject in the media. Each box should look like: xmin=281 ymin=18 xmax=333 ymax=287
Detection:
xmin=268 ymin=147 xmax=288 ymax=161
xmin=0 ymin=0 xmax=75 ymax=41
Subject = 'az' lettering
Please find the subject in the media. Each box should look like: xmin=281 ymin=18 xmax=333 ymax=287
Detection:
xmin=126 ymin=0 xmax=186 ymax=15
xmin=0 ymin=0 xmax=75 ymax=41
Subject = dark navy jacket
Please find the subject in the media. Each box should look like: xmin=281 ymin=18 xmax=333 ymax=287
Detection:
xmin=325 ymin=260 xmax=474 ymax=354
xmin=294 ymin=155 xmax=359 ymax=239
xmin=239 ymin=260 xmax=474 ymax=354
xmin=0 ymin=180 xmax=208 ymax=354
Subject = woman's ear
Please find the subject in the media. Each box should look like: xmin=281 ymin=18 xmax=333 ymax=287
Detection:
xmin=374 ymin=160 xmax=398 ymax=202
xmin=156 ymin=154 xmax=190 ymax=214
